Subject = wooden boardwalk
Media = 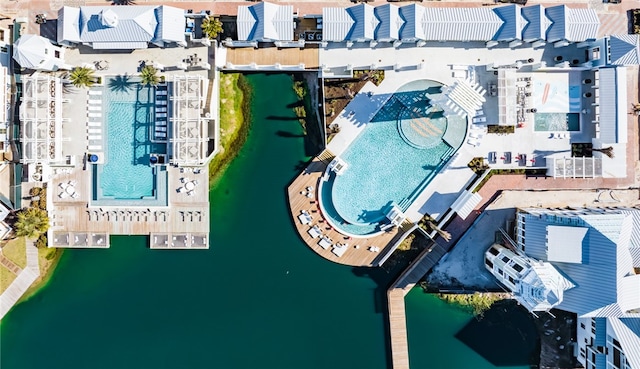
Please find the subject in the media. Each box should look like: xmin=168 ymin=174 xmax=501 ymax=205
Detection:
xmin=0 ymin=240 xmax=40 ymax=319
xmin=387 ymin=240 xmax=448 ymax=369
xmin=288 ymin=156 xmax=406 ymax=267
xmin=225 ymin=47 xmax=319 ymax=69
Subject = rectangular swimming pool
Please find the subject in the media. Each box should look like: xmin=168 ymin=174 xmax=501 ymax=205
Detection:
xmin=534 ymin=113 xmax=580 ymax=132
xmin=93 ymin=82 xmax=162 ymax=201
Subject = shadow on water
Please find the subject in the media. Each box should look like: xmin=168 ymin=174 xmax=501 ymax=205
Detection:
xmin=276 ymin=130 xmax=305 ymax=138
xmin=267 ymin=115 xmax=301 ymax=121
xmin=455 ymin=299 xmax=540 ymax=367
xmin=108 ymin=74 xmax=135 ymax=93
xmin=286 ymin=101 xmax=305 ymax=109
xmin=351 ymin=265 xmax=398 ymax=369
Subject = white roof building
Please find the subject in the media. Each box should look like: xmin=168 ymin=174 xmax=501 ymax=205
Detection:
xmin=545 ymin=5 xmax=600 ymax=45
xmin=398 ymin=4 xmax=426 ymax=42
xmin=322 ymin=4 xmax=378 ymax=42
xmin=13 ymin=35 xmax=68 ymax=72
xmin=487 ymin=207 xmax=640 ymax=368
xmin=422 ymin=7 xmax=503 ymax=42
xmin=57 ymin=5 xmax=187 ymax=49
xmin=374 ymin=4 xmax=402 ymax=42
xmin=237 ymin=2 xmax=294 ymax=42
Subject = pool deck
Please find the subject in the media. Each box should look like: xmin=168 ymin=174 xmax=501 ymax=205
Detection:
xmin=288 ymin=157 xmax=409 ymax=267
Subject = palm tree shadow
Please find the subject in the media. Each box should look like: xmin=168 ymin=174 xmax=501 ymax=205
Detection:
xmin=109 ymin=74 xmax=134 ymax=92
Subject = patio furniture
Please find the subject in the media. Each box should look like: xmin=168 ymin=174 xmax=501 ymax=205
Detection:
xmin=318 ymin=237 xmax=332 ymax=249
xmin=332 ymin=244 xmax=348 ymax=257
xmin=307 ymin=226 xmax=321 ymax=239
xmin=298 ymin=213 xmax=312 ymax=225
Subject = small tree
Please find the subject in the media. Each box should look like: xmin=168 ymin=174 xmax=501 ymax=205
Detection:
xmin=202 ymin=17 xmax=223 ymax=40
xmin=140 ymin=65 xmax=160 ymax=86
xmin=592 ymin=146 xmax=615 ymax=159
xmin=14 ymin=207 xmax=49 ymax=239
xmin=68 ymin=67 xmax=96 ymax=88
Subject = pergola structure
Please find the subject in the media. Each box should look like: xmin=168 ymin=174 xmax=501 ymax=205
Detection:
xmin=19 ymin=74 xmax=64 ymax=164
xmin=549 ymin=156 xmax=602 ymax=178
xmin=497 ymin=69 xmax=518 ymax=126
xmin=169 ymin=75 xmax=210 ymax=166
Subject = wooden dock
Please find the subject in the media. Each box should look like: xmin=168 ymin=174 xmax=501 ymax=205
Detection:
xmin=287 ymin=156 xmax=407 ymax=267
xmin=386 ymin=241 xmax=448 ymax=369
xmin=225 ymin=47 xmax=319 ymax=69
xmin=0 ymin=240 xmax=40 ymax=319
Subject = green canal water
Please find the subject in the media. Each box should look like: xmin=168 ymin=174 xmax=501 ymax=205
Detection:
xmin=0 ymin=74 xmax=536 ymax=369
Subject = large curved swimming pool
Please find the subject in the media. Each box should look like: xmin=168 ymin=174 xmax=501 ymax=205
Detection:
xmin=320 ymin=79 xmax=467 ymax=237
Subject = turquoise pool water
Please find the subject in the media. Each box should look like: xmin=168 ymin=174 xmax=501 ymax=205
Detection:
xmin=534 ymin=113 xmax=580 ymax=132
xmin=322 ymin=80 xmax=462 ymax=236
xmin=99 ymin=84 xmax=156 ymax=199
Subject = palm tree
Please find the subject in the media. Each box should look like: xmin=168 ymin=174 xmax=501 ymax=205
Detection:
xmin=591 ymin=146 xmax=615 ymax=159
xmin=202 ymin=17 xmax=223 ymax=40
xmin=68 ymin=67 xmax=96 ymax=88
xmin=14 ymin=207 xmax=49 ymax=239
xmin=140 ymin=65 xmax=160 ymax=86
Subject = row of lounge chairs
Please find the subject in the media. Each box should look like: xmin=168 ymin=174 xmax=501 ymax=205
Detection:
xmin=154 ymin=86 xmax=168 ymax=141
xmin=87 ymin=90 xmax=103 ymax=152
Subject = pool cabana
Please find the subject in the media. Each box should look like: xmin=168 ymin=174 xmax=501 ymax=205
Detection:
xmin=169 ymin=75 xmax=211 ymax=167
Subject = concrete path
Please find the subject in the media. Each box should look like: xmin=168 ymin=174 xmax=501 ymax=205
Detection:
xmin=0 ymin=240 xmax=40 ymax=320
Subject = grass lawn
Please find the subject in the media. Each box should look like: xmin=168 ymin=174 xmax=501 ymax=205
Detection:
xmin=0 ymin=264 xmax=17 ymax=294
xmin=1 ymin=237 xmax=27 ymax=269
xmin=208 ymin=73 xmax=251 ymax=187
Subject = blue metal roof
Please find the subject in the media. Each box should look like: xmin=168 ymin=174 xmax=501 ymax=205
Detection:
xmin=398 ymin=4 xmax=426 ymax=41
xmin=347 ymin=4 xmax=378 ymax=40
xmin=492 ymin=5 xmax=527 ymax=41
xmin=374 ymin=4 xmax=402 ymax=41
xmin=521 ymin=5 xmax=549 ymax=42
xmin=545 ymin=5 xmax=599 ymax=43
xmin=609 ymin=35 xmax=640 ymax=66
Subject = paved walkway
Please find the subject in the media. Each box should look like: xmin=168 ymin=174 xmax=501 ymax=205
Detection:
xmin=0 ymin=240 xmax=40 ymax=320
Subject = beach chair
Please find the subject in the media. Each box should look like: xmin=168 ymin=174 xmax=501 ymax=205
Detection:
xmin=88 ymin=113 xmax=101 ymax=118
xmin=156 ymin=113 xmax=167 ymax=118
xmin=88 ymin=145 xmax=102 ymax=151
xmin=155 ymin=126 xmax=167 ymax=132
xmin=157 ymin=100 xmax=167 ymax=105
xmin=88 ymin=135 xmax=102 ymax=140
xmin=88 ymin=106 xmax=101 ymax=111
xmin=88 ymin=99 xmax=102 ymax=105
xmin=88 ymin=90 xmax=102 ymax=95
xmin=156 ymin=107 xmax=167 ymax=113
xmin=155 ymin=132 xmax=167 ymax=139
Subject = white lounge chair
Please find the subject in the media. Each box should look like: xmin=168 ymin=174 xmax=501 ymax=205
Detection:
xmin=157 ymin=100 xmax=167 ymax=105
xmin=88 ymin=113 xmax=101 ymax=118
xmin=156 ymin=107 xmax=167 ymax=112
xmin=88 ymin=106 xmax=101 ymax=111
xmin=88 ymin=128 xmax=101 ymax=134
xmin=88 ymin=145 xmax=102 ymax=151
xmin=88 ymin=135 xmax=102 ymax=140
xmin=155 ymin=132 xmax=167 ymax=138
xmin=156 ymin=113 xmax=167 ymax=118
xmin=156 ymin=90 xmax=168 ymax=95
xmin=472 ymin=116 xmax=486 ymax=123
xmin=155 ymin=126 xmax=167 ymax=132
xmin=88 ymin=99 xmax=102 ymax=105
xmin=88 ymin=122 xmax=101 ymax=127
xmin=88 ymin=90 xmax=102 ymax=95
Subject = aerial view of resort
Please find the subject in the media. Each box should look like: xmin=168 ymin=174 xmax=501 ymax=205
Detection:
xmin=0 ymin=0 xmax=639 ymax=367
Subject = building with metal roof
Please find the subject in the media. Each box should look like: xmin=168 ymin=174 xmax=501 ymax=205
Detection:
xmin=545 ymin=5 xmax=599 ymax=46
xmin=486 ymin=207 xmax=640 ymax=367
xmin=57 ymin=5 xmax=187 ymax=50
xmin=521 ymin=5 xmax=550 ymax=45
xmin=13 ymin=35 xmax=68 ymax=71
xmin=322 ymin=7 xmax=354 ymax=42
xmin=348 ymin=4 xmax=378 ymax=42
xmin=398 ymin=4 xmax=426 ymax=43
xmin=237 ymin=2 xmax=294 ymax=42
xmin=576 ymin=317 xmax=640 ymax=369
xmin=374 ymin=4 xmax=402 ymax=42
xmin=492 ymin=4 xmax=528 ymax=44
xmin=586 ymin=35 xmax=640 ymax=68
xmin=422 ymin=8 xmax=503 ymax=42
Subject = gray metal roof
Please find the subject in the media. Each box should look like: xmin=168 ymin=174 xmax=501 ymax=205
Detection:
xmin=609 ymin=34 xmax=640 ymax=66
xmin=519 ymin=208 xmax=640 ymax=317
xmin=521 ymin=5 xmax=550 ymax=42
xmin=348 ymin=3 xmax=378 ymax=40
xmin=598 ymin=67 xmax=627 ymax=144
xmin=374 ymin=4 xmax=402 ymax=41
xmin=422 ymin=7 xmax=503 ymax=42
xmin=237 ymin=2 xmax=294 ymax=41
xmin=398 ymin=4 xmax=426 ymax=41
xmin=492 ymin=5 xmax=528 ymax=41
xmin=322 ymin=7 xmax=355 ymax=41
xmin=58 ymin=5 xmax=185 ymax=49
xmin=545 ymin=5 xmax=599 ymax=43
